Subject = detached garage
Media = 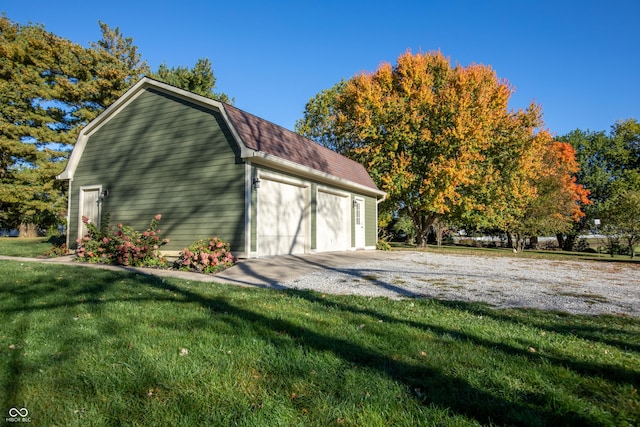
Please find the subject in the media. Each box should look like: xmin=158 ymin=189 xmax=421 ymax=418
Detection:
xmin=57 ymin=77 xmax=386 ymax=258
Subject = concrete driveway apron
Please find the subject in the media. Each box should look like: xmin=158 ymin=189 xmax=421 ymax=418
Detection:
xmin=212 ymin=251 xmax=402 ymax=288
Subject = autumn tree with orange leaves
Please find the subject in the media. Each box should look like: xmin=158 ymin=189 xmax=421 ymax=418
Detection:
xmin=297 ymin=51 xmax=589 ymax=248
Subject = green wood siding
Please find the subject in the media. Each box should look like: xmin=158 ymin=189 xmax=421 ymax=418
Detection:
xmin=364 ymin=195 xmax=377 ymax=247
xmin=69 ymin=88 xmax=246 ymax=252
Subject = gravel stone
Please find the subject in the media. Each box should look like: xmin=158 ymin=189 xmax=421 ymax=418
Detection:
xmin=282 ymin=251 xmax=640 ymax=318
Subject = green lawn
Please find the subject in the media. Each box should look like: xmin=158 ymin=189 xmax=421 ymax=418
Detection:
xmin=0 ymin=237 xmax=57 ymax=257
xmin=1 ymin=260 xmax=638 ymax=426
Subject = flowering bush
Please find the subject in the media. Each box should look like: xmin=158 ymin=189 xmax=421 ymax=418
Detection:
xmin=176 ymin=237 xmax=236 ymax=274
xmin=76 ymin=214 xmax=169 ymax=267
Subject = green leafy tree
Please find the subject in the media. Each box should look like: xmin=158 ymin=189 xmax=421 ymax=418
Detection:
xmin=151 ymin=58 xmax=232 ymax=103
xmin=561 ymin=130 xmax=623 ymax=211
xmin=0 ymin=16 xmax=147 ymax=235
xmin=295 ymin=81 xmax=346 ymax=153
xmin=559 ymin=118 xmax=640 ymax=248
xmin=600 ymin=190 xmax=640 ymax=258
xmin=611 ymin=118 xmax=640 ymax=170
xmin=576 ymin=119 xmax=640 ymax=257
xmin=92 ymin=21 xmax=148 ymax=84
xmin=391 ymin=214 xmax=417 ymax=244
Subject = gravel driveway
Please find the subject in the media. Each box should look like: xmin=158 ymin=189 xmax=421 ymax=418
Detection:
xmin=283 ymin=251 xmax=640 ymax=318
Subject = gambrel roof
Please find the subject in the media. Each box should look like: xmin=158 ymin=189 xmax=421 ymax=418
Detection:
xmin=58 ymin=77 xmax=384 ymax=198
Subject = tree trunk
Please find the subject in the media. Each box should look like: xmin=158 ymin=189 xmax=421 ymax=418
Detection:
xmin=563 ymin=234 xmax=576 ymax=251
xmin=432 ymin=218 xmax=447 ymax=247
xmin=19 ymin=223 xmax=38 ymax=238
xmin=511 ymin=233 xmax=525 ymax=253
xmin=411 ymin=211 xmax=438 ymax=248
xmin=627 ymin=236 xmax=638 ymax=259
xmin=606 ymin=235 xmax=618 ymax=257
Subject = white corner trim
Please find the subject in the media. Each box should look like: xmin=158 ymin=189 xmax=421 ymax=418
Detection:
xmin=217 ymin=107 xmax=254 ymax=158
xmin=243 ymin=162 xmax=252 ymax=259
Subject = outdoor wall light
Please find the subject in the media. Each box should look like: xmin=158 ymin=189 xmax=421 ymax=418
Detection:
xmin=98 ymin=189 xmax=109 ymax=203
xmin=253 ymin=178 xmax=261 ymax=189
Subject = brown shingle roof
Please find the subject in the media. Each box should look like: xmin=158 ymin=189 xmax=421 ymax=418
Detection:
xmin=223 ymin=104 xmax=380 ymax=192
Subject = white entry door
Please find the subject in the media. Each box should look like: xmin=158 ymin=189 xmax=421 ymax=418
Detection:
xmin=257 ymin=178 xmax=307 ymax=256
xmin=353 ymin=197 xmax=365 ymax=248
xmin=79 ymin=186 xmax=101 ymax=239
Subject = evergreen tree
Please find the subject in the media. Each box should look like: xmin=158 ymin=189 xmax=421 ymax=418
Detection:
xmin=0 ymin=16 xmax=147 ymax=234
xmin=151 ymin=58 xmax=232 ymax=103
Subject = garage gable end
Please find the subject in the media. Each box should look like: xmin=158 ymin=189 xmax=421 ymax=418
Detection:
xmin=58 ymin=78 xmax=247 ymax=254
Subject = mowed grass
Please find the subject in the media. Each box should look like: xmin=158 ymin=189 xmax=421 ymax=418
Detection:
xmin=1 ymin=261 xmax=639 ymax=426
xmin=0 ymin=237 xmax=56 ymax=258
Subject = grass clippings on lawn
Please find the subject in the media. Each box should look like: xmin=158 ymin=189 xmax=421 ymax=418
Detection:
xmin=0 ymin=260 xmax=639 ymax=426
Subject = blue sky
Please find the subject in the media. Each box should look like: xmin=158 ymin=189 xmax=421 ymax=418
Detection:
xmin=2 ymin=0 xmax=638 ymax=136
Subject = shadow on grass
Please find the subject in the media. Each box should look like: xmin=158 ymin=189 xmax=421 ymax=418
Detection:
xmin=142 ymin=277 xmax=607 ymax=426
xmin=2 ymin=316 xmax=28 ymax=419
xmin=284 ymin=289 xmax=640 ymax=387
xmin=456 ymin=302 xmax=640 ymax=354
xmin=0 ymin=266 xmax=183 ymax=425
xmin=1 ymin=262 xmax=637 ymax=426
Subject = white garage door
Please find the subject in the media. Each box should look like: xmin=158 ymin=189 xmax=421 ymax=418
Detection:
xmin=316 ymin=190 xmax=350 ymax=252
xmin=258 ymin=178 xmax=307 ymax=256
